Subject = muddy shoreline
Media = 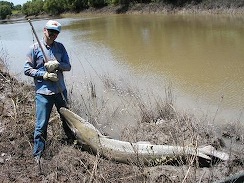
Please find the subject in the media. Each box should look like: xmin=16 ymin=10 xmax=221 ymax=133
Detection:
xmin=0 ymin=56 xmax=244 ymax=182
xmin=77 ymin=3 xmax=244 ymax=15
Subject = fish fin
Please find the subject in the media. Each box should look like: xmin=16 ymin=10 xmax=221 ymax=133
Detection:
xmin=198 ymin=145 xmax=229 ymax=161
xmin=196 ymin=152 xmax=211 ymax=160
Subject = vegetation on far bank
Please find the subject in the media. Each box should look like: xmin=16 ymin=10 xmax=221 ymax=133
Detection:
xmin=0 ymin=1 xmax=21 ymax=19
xmin=1 ymin=0 xmax=244 ymax=20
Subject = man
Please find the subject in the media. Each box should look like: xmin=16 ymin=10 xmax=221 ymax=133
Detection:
xmin=24 ymin=20 xmax=72 ymax=164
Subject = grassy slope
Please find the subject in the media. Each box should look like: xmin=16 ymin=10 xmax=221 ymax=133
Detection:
xmin=0 ymin=54 xmax=244 ymax=183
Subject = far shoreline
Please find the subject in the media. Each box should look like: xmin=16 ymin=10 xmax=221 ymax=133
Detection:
xmin=72 ymin=4 xmax=244 ymax=16
xmin=1 ymin=3 xmax=244 ymax=24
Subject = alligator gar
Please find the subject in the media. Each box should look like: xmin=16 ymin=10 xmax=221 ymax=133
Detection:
xmin=60 ymin=107 xmax=229 ymax=165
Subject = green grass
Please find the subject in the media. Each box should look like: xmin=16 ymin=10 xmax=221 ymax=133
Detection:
xmin=11 ymin=10 xmax=23 ymax=16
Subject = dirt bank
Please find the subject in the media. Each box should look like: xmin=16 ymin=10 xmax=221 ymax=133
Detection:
xmin=72 ymin=3 xmax=244 ymax=16
xmin=0 ymin=55 xmax=244 ymax=183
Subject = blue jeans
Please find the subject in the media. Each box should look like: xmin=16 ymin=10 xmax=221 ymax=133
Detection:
xmin=33 ymin=90 xmax=70 ymax=158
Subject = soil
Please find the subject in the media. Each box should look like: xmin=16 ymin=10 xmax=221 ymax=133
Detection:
xmin=1 ymin=5 xmax=244 ymax=182
xmin=0 ymin=62 xmax=244 ymax=183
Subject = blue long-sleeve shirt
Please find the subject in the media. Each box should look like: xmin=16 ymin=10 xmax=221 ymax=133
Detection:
xmin=24 ymin=40 xmax=71 ymax=95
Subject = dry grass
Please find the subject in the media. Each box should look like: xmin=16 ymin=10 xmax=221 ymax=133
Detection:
xmin=68 ymin=70 xmax=243 ymax=182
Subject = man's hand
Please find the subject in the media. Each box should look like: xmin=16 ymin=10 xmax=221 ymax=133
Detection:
xmin=44 ymin=60 xmax=60 ymax=72
xmin=43 ymin=72 xmax=59 ymax=82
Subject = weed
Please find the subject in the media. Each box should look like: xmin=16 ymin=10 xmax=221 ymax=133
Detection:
xmin=0 ymin=51 xmax=243 ymax=182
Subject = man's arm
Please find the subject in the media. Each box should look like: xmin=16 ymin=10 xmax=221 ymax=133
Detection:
xmin=58 ymin=43 xmax=71 ymax=72
xmin=24 ymin=46 xmax=45 ymax=78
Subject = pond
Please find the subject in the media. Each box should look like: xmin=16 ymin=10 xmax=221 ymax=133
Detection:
xmin=0 ymin=14 xmax=243 ymax=138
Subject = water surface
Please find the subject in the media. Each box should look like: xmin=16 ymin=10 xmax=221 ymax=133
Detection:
xmin=1 ymin=14 xmax=243 ymax=137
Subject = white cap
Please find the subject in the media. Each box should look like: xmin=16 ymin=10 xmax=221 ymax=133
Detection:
xmin=45 ymin=20 xmax=61 ymax=33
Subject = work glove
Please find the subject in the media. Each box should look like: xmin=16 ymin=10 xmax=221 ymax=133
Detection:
xmin=44 ymin=60 xmax=60 ymax=72
xmin=43 ymin=72 xmax=59 ymax=82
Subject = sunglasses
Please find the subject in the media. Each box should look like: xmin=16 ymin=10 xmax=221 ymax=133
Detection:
xmin=47 ymin=29 xmax=59 ymax=35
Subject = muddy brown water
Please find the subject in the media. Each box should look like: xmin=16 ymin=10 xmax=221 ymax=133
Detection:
xmin=0 ymin=14 xmax=243 ymax=138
